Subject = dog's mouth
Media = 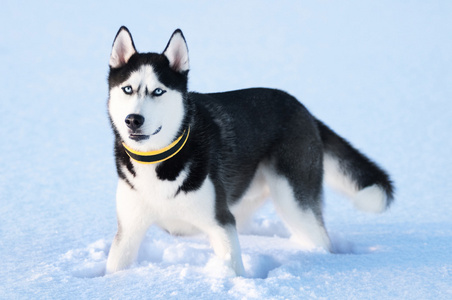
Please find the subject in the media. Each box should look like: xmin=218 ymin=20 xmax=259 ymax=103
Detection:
xmin=129 ymin=133 xmax=150 ymax=141
xmin=128 ymin=126 xmax=162 ymax=141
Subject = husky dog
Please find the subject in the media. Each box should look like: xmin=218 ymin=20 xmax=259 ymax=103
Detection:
xmin=106 ymin=26 xmax=394 ymax=276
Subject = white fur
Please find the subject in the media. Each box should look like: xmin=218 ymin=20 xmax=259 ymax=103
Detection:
xmin=106 ymin=179 xmax=152 ymax=273
xmin=353 ymin=184 xmax=387 ymax=213
xmin=206 ymin=224 xmax=245 ymax=276
xmin=323 ymin=153 xmax=358 ymax=197
xmin=263 ymin=168 xmax=331 ymax=251
xmin=108 ymin=65 xmax=185 ymax=152
xmin=163 ymin=31 xmax=189 ymax=73
xmin=106 ymin=162 xmax=245 ymax=275
xmin=323 ymin=154 xmax=387 ymax=213
xmin=105 ymin=27 xmax=391 ymax=278
xmin=107 ymin=59 xmax=245 ymax=275
xmin=110 ymin=28 xmax=136 ymax=68
xmin=229 ymin=164 xmax=270 ymax=230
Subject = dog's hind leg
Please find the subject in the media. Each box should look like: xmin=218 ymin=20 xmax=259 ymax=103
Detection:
xmin=265 ymin=170 xmax=331 ymax=251
xmin=263 ymin=127 xmax=331 ymax=252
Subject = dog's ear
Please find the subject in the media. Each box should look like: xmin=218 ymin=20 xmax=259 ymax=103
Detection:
xmin=163 ymin=29 xmax=189 ymax=73
xmin=110 ymin=26 xmax=137 ymax=68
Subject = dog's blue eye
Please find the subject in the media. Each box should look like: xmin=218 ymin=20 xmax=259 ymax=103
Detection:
xmin=152 ymin=88 xmax=166 ymax=97
xmin=122 ymin=86 xmax=133 ymax=95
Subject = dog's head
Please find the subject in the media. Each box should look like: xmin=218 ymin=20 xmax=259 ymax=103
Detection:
xmin=108 ymin=27 xmax=190 ymax=152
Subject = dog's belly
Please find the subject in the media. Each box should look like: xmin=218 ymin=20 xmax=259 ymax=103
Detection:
xmin=126 ymin=163 xmax=270 ymax=236
xmin=152 ymin=167 xmax=269 ymax=235
xmin=229 ymin=164 xmax=270 ymax=230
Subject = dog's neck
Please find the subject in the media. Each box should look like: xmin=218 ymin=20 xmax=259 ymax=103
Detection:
xmin=122 ymin=127 xmax=190 ymax=164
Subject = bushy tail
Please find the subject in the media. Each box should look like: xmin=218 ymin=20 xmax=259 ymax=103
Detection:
xmin=316 ymin=119 xmax=394 ymax=213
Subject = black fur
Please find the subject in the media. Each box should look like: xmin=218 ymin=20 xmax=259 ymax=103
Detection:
xmin=316 ymin=120 xmax=395 ymax=205
xmin=108 ymin=30 xmax=394 ymax=228
xmin=109 ymin=53 xmax=187 ymax=93
xmin=108 ymin=113 xmax=135 ymax=189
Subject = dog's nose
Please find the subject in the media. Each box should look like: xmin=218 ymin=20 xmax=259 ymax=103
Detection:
xmin=125 ymin=114 xmax=145 ymax=130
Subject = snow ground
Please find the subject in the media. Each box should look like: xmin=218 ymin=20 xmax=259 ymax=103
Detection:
xmin=0 ymin=0 xmax=451 ymax=299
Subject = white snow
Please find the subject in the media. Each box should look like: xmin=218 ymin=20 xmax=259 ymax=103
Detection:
xmin=1 ymin=0 xmax=451 ymax=299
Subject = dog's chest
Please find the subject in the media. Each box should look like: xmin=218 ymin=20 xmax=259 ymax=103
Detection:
xmin=128 ymin=163 xmax=186 ymax=201
xmin=123 ymin=163 xmax=215 ymax=235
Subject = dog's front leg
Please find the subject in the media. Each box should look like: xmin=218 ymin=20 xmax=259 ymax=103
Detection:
xmin=207 ymin=224 xmax=245 ymax=276
xmin=106 ymin=180 xmax=151 ymax=274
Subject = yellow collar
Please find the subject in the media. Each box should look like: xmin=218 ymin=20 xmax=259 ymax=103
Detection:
xmin=122 ymin=127 xmax=190 ymax=164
